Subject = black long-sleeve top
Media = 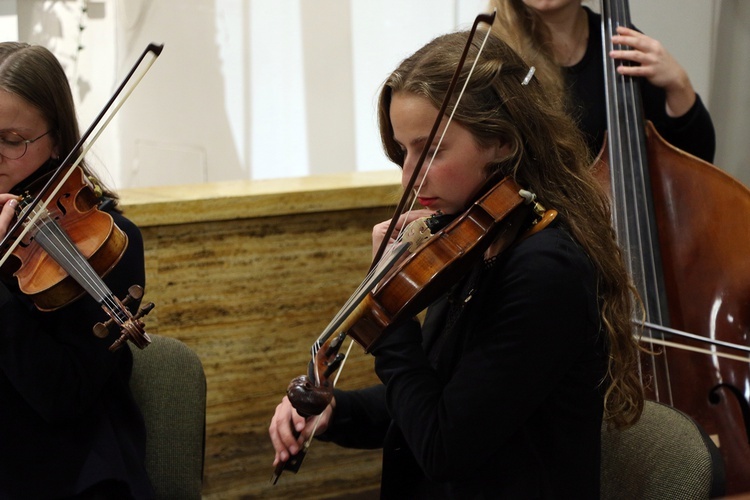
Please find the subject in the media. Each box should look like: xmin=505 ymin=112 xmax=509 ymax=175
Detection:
xmin=0 ymin=208 xmax=153 ymax=499
xmin=319 ymin=223 xmax=608 ymax=499
xmin=568 ymin=7 xmax=716 ymax=163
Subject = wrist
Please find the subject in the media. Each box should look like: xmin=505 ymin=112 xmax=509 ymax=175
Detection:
xmin=664 ymin=74 xmax=696 ymax=118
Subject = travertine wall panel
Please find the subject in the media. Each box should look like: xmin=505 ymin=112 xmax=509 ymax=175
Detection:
xmin=121 ymin=172 xmax=399 ymax=498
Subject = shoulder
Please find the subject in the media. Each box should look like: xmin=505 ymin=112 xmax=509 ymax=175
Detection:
xmin=104 ymin=207 xmax=143 ymax=244
xmin=583 ymin=5 xmax=601 ymax=24
xmin=493 ymin=224 xmax=597 ymax=301
xmin=506 ymin=224 xmax=592 ymax=273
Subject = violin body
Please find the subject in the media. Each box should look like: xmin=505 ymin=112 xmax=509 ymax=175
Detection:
xmin=348 ymin=177 xmax=530 ymax=351
xmin=1 ymin=167 xmax=127 ymax=311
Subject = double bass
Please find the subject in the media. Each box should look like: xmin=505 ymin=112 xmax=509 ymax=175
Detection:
xmin=600 ymin=0 xmax=750 ymax=493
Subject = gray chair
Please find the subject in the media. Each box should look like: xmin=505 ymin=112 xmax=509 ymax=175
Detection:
xmin=601 ymin=400 xmax=725 ymax=499
xmin=130 ymin=334 xmax=207 ymax=499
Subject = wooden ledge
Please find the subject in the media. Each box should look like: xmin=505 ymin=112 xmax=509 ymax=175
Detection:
xmin=118 ymin=170 xmax=401 ymax=227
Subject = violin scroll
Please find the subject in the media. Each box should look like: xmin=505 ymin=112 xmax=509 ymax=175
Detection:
xmin=286 ymin=374 xmax=333 ymax=419
xmin=287 ymin=330 xmax=349 ymax=417
xmin=94 ymin=284 xmax=154 ymax=351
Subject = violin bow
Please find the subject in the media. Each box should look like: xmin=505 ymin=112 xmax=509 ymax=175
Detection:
xmin=0 ymin=43 xmax=164 ymax=268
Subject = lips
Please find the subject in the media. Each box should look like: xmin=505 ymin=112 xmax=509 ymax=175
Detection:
xmin=417 ymin=197 xmax=437 ymax=207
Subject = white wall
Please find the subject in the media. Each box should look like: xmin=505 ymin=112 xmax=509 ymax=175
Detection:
xmin=709 ymin=0 xmax=750 ymax=186
xmin=0 ymin=0 xmax=17 ymax=40
xmin=3 ymin=0 xmax=747 ymax=189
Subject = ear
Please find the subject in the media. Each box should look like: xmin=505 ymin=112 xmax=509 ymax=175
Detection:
xmin=493 ymin=141 xmax=513 ymax=162
xmin=50 ymin=136 xmax=60 ymax=160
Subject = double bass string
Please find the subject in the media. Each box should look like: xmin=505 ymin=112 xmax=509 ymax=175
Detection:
xmin=601 ymin=0 xmax=674 ymax=404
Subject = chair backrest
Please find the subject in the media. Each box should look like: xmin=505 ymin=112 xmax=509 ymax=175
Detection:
xmin=130 ymin=334 xmax=207 ymax=499
xmin=601 ymin=400 xmax=725 ymax=500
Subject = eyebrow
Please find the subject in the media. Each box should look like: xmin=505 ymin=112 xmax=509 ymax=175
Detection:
xmin=395 ymin=136 xmax=433 ymax=149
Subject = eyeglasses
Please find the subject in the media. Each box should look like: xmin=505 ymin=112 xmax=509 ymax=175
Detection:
xmin=0 ymin=130 xmax=52 ymax=160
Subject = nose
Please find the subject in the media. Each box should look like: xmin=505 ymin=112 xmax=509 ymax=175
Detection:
xmin=401 ymin=154 xmax=425 ymax=191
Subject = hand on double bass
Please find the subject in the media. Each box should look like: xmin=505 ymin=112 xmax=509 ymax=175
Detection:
xmin=609 ymin=26 xmax=696 ymax=117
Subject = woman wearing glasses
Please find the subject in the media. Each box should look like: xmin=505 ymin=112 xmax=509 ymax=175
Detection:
xmin=0 ymin=43 xmax=153 ymax=499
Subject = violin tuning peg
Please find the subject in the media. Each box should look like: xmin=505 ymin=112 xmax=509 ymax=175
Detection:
xmin=93 ymin=322 xmax=109 ymax=339
xmin=127 ymin=285 xmax=144 ymax=301
xmin=323 ymin=353 xmax=345 ymax=379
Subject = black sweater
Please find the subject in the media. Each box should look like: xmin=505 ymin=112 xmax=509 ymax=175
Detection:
xmin=0 ymin=209 xmax=153 ymax=499
xmin=320 ymin=224 xmax=607 ymax=499
xmin=567 ymin=7 xmax=716 ymax=163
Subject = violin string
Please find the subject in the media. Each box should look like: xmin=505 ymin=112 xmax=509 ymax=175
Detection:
xmin=28 ymin=212 xmax=123 ymax=319
xmin=24 ymin=206 xmax=130 ymax=325
xmin=312 ymin=243 xmax=408 ymax=359
xmin=45 ymin=221 xmax=129 ymax=323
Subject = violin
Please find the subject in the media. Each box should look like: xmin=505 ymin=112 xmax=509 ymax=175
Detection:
xmin=0 ymin=43 xmax=163 ymax=352
xmin=0 ymin=166 xmax=152 ymax=350
xmin=287 ymin=176 xmax=550 ymax=417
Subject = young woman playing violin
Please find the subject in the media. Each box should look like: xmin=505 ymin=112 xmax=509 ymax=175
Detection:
xmin=490 ymin=0 xmax=716 ymax=163
xmin=269 ymin=29 xmax=643 ymax=498
xmin=0 ymin=43 xmax=153 ymax=499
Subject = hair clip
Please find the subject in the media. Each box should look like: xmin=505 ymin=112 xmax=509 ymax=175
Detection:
xmin=522 ymin=66 xmax=536 ymax=86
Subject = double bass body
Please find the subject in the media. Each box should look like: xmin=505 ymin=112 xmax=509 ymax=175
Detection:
xmin=642 ymin=124 xmax=750 ymax=492
xmin=600 ymin=122 xmax=750 ymax=494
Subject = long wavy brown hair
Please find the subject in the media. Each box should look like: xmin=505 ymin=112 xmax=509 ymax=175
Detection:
xmin=377 ymin=30 xmax=643 ymax=429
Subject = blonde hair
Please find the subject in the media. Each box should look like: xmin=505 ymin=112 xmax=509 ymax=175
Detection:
xmin=377 ymin=30 xmax=643 ymax=428
xmin=489 ymin=0 xmax=568 ymax=96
